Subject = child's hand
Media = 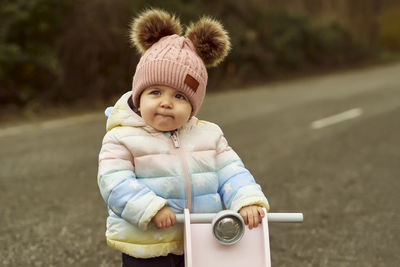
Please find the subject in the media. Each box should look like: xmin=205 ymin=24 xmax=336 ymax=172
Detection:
xmin=152 ymin=206 xmax=176 ymax=229
xmin=239 ymin=205 xmax=265 ymax=230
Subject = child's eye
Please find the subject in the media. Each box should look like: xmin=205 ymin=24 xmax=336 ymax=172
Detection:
xmin=175 ymin=93 xmax=187 ymax=101
xmin=149 ymin=90 xmax=161 ymax=95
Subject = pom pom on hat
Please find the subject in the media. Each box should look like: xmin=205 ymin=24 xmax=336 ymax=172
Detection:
xmin=185 ymin=17 xmax=231 ymax=67
xmin=130 ymin=9 xmax=182 ymax=54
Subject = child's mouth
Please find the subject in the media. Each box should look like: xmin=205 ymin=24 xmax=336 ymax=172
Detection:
xmin=156 ymin=113 xmax=174 ymax=119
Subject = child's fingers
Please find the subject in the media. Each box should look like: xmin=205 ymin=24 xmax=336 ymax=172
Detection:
xmin=155 ymin=216 xmax=167 ymax=228
xmin=240 ymin=210 xmax=249 ymax=225
xmin=253 ymin=211 xmax=259 ymax=228
xmin=248 ymin=211 xmax=255 ymax=229
xmin=258 ymin=207 xmax=266 ymax=218
xmin=254 ymin=208 xmax=261 ymax=228
xmin=164 ymin=218 xmax=169 ymax=228
xmin=240 ymin=206 xmax=267 ymax=228
xmin=152 ymin=207 xmax=177 ymax=228
xmin=250 ymin=207 xmax=265 ymax=228
xmin=165 ymin=213 xmax=177 ymax=228
xmin=170 ymin=213 xmax=176 ymax=226
xmin=253 ymin=207 xmax=264 ymax=227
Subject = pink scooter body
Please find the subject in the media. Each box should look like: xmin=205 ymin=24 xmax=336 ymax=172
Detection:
xmin=180 ymin=209 xmax=303 ymax=267
xmin=184 ymin=208 xmax=270 ymax=267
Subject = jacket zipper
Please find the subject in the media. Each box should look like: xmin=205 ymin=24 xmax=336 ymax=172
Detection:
xmin=170 ymin=131 xmax=192 ymax=212
xmin=170 ymin=131 xmax=180 ymax=148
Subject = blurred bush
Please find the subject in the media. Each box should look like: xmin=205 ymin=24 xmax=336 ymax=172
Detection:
xmin=0 ymin=0 xmax=393 ymax=110
xmin=377 ymin=6 xmax=400 ymax=51
xmin=0 ymin=0 xmax=72 ymax=107
xmin=207 ymin=6 xmax=366 ymax=88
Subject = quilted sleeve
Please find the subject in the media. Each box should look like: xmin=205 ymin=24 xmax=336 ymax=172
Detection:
xmin=215 ymin=133 xmax=270 ymax=212
xmin=98 ymin=130 xmax=167 ymax=230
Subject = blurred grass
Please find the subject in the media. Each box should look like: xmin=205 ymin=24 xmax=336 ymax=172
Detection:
xmin=0 ymin=0 xmax=399 ymax=117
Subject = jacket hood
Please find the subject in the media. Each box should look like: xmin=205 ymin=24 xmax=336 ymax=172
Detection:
xmin=106 ymin=91 xmax=198 ymax=132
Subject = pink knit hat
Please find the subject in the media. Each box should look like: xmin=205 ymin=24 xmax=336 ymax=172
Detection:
xmin=130 ymin=9 xmax=231 ymax=115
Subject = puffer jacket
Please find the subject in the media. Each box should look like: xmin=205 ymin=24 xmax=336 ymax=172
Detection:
xmin=97 ymin=92 xmax=269 ymax=258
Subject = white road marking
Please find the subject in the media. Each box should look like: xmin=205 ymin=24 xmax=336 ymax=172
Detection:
xmin=311 ymin=108 xmax=363 ymax=129
xmin=0 ymin=112 xmax=104 ymax=138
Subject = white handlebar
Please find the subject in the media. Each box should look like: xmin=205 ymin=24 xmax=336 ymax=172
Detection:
xmin=175 ymin=212 xmax=303 ymax=224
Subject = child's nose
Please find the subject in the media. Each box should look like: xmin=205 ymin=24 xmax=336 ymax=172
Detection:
xmin=160 ymin=96 xmax=173 ymax=108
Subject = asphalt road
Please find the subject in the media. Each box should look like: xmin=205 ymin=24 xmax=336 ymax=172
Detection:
xmin=1 ymin=62 xmax=399 ymax=266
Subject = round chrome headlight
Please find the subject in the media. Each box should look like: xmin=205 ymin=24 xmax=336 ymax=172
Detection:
xmin=211 ymin=210 xmax=245 ymax=245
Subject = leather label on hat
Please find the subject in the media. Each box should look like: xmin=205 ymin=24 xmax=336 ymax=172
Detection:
xmin=184 ymin=74 xmax=199 ymax=92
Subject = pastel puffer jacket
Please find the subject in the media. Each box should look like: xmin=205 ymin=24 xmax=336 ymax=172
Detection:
xmin=98 ymin=92 xmax=269 ymax=258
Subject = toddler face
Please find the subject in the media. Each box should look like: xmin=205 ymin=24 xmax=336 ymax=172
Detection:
xmin=139 ymin=85 xmax=192 ymax=131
